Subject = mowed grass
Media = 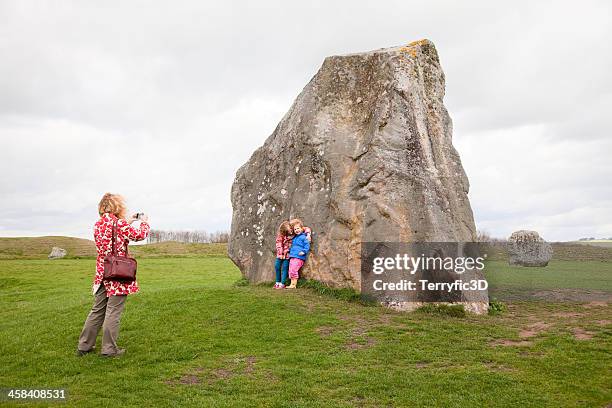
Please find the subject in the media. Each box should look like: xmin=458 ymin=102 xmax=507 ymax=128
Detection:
xmin=485 ymin=260 xmax=612 ymax=292
xmin=0 ymin=256 xmax=611 ymax=407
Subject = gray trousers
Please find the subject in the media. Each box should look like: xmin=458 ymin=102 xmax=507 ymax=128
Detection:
xmin=78 ymin=285 xmax=127 ymax=354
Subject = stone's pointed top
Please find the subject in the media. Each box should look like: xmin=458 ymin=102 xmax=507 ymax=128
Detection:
xmin=332 ymin=38 xmax=438 ymax=59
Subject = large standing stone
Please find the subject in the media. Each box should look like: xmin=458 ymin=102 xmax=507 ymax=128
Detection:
xmin=508 ymin=230 xmax=553 ymax=266
xmin=48 ymin=247 xmax=67 ymax=259
xmin=229 ymin=39 xmax=487 ymax=313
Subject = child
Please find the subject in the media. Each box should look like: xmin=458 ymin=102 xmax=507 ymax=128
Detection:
xmin=274 ymin=221 xmax=293 ymax=289
xmin=286 ymin=218 xmax=311 ymax=289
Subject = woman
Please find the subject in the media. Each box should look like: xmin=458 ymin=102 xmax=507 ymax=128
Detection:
xmin=76 ymin=193 xmax=150 ymax=357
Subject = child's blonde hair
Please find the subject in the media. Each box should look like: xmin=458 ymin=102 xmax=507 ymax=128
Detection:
xmin=289 ymin=218 xmax=303 ymax=229
xmin=278 ymin=221 xmax=292 ymax=236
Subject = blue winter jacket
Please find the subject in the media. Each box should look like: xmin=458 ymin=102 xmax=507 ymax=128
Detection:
xmin=289 ymin=233 xmax=310 ymax=260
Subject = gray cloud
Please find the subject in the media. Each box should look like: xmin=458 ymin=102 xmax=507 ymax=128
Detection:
xmin=0 ymin=0 xmax=610 ymax=241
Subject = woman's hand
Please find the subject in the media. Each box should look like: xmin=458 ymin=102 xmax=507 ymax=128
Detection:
xmin=127 ymin=214 xmax=149 ymax=224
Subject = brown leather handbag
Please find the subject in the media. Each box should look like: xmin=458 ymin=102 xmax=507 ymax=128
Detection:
xmin=103 ymin=220 xmax=137 ymax=282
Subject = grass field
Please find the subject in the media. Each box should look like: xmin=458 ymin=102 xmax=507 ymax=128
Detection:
xmin=485 ymin=260 xmax=612 ymax=302
xmin=0 ymin=237 xmax=228 ymax=259
xmin=572 ymin=240 xmax=612 ymax=249
xmin=0 ymin=247 xmax=611 ymax=407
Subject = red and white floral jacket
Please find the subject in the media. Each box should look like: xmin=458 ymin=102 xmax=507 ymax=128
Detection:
xmin=93 ymin=213 xmax=150 ymax=297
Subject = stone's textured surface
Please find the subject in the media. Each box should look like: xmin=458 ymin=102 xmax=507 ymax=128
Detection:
xmin=229 ymin=39 xmax=487 ymax=312
xmin=508 ymin=230 xmax=553 ymax=267
xmin=48 ymin=247 xmax=67 ymax=259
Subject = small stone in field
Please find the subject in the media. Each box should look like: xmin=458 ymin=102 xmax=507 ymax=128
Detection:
xmin=48 ymin=247 xmax=67 ymax=259
xmin=508 ymin=230 xmax=553 ymax=267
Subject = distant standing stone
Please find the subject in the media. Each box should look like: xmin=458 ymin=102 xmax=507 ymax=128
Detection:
xmin=48 ymin=247 xmax=67 ymax=259
xmin=508 ymin=230 xmax=552 ymax=267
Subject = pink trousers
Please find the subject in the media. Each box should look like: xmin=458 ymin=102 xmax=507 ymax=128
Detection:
xmin=288 ymin=258 xmax=305 ymax=279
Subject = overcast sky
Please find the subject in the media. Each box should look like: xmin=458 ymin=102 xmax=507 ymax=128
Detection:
xmin=0 ymin=1 xmax=610 ymax=241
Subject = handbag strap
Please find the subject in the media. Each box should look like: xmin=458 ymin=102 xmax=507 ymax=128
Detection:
xmin=110 ymin=218 xmax=129 ymax=256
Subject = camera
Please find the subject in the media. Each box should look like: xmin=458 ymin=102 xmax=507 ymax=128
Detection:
xmin=135 ymin=213 xmax=145 ymax=220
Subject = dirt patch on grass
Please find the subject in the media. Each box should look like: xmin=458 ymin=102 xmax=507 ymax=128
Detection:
xmin=494 ymin=304 xmax=610 ymax=344
xmin=164 ymin=374 xmax=201 ymax=386
xmin=532 ymin=290 xmax=611 ymax=303
xmin=552 ymin=312 xmax=584 ymax=318
xmin=519 ymin=350 xmax=546 ymax=357
xmin=165 ymin=355 xmax=259 ymax=386
xmin=572 ymin=328 xmax=595 ymax=340
xmin=519 ymin=322 xmax=553 ymax=338
xmin=582 ymin=301 xmax=608 ymax=309
xmin=333 ymin=315 xmax=379 ymax=350
xmin=351 ymin=326 xmax=367 ymax=336
xmin=216 ymin=356 xmax=258 ymax=379
xmin=211 ymin=368 xmax=234 ymax=380
xmin=344 ymin=326 xmax=377 ymax=350
xmin=179 ymin=375 xmax=200 ymax=384
xmin=337 ymin=315 xmax=366 ymax=323
xmin=244 ymin=356 xmax=256 ymax=375
xmin=346 ymin=337 xmax=376 ymax=350
xmin=300 ymin=302 xmax=316 ymax=313
xmin=484 ymin=362 xmax=516 ymax=372
xmin=316 ymin=326 xmax=335 ymax=337
xmin=490 ymin=339 xmax=534 ymax=347
xmin=491 ymin=287 xmax=612 ymax=302
xmin=378 ymin=313 xmax=398 ymax=324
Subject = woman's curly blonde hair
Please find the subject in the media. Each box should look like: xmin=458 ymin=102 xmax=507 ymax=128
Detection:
xmin=98 ymin=193 xmax=127 ymax=218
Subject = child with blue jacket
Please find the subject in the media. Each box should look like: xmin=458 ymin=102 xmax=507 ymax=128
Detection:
xmin=286 ymin=218 xmax=310 ymax=289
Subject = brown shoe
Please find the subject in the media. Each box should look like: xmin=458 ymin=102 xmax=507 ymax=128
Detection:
xmin=101 ymin=348 xmax=126 ymax=358
xmin=76 ymin=347 xmax=95 ymax=357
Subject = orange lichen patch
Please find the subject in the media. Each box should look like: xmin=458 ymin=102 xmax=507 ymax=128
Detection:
xmin=399 ymin=46 xmax=418 ymax=58
xmin=407 ymin=39 xmax=430 ymax=47
xmin=398 ymin=40 xmax=429 ymax=58
xmin=400 ymin=40 xmax=429 ymax=58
